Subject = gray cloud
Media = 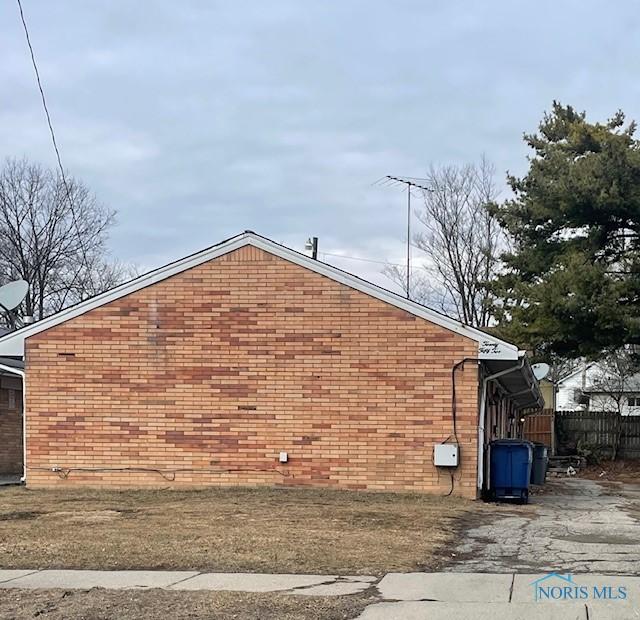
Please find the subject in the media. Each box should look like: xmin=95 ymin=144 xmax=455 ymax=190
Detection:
xmin=2 ymin=0 xmax=639 ymax=291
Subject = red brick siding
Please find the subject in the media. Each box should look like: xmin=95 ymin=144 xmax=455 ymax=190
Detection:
xmin=25 ymin=246 xmax=479 ymax=497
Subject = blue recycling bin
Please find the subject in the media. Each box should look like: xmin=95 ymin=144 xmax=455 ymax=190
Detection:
xmin=489 ymin=439 xmax=533 ymax=503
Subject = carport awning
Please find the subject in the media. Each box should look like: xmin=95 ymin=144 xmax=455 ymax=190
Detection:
xmin=483 ymin=355 xmax=543 ymax=410
xmin=0 ymin=357 xmax=24 ymax=370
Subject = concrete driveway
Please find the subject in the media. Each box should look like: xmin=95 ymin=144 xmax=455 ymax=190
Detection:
xmin=445 ymin=477 xmax=640 ymax=575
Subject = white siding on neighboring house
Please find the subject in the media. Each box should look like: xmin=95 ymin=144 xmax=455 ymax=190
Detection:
xmin=556 ymin=363 xmax=640 ymax=415
xmin=556 ymin=368 xmax=589 ymax=410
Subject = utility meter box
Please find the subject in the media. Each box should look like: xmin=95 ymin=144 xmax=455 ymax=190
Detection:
xmin=434 ymin=443 xmax=459 ymax=467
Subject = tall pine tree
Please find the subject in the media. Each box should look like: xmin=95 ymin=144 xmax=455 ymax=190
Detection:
xmin=491 ymin=103 xmax=640 ymax=359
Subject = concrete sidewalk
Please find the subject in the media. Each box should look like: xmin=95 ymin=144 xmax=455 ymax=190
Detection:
xmin=369 ymin=572 xmax=639 ymax=619
xmin=1 ymin=570 xmax=638 ymax=619
xmin=0 ymin=569 xmax=376 ymax=596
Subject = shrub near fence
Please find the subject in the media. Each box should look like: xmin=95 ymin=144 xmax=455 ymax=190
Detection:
xmin=555 ymin=410 xmax=640 ymax=459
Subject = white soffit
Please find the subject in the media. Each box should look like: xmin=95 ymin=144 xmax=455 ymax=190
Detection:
xmin=0 ymin=232 xmax=520 ymax=360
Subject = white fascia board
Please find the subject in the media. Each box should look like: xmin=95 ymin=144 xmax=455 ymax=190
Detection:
xmin=0 ymin=232 xmax=520 ymax=360
xmin=477 ymin=340 xmax=519 ymax=361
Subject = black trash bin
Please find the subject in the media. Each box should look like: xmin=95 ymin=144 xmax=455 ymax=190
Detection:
xmin=530 ymin=442 xmax=548 ymax=485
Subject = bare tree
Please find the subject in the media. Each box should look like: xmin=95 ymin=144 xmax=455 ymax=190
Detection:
xmin=44 ymin=258 xmax=139 ymax=313
xmin=548 ymin=356 xmax=580 ymax=384
xmin=0 ymin=158 xmax=129 ymax=322
xmin=384 ymin=158 xmax=508 ymax=326
xmin=381 ymin=263 xmax=433 ymax=305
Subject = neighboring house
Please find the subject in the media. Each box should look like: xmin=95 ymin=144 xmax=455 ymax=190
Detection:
xmin=0 ymin=323 xmax=24 ymax=480
xmin=556 ymin=363 xmax=640 ymax=415
xmin=538 ymin=378 xmax=555 ymax=410
xmin=0 ymin=232 xmax=541 ymax=498
xmin=0 ymin=357 xmax=23 ymax=479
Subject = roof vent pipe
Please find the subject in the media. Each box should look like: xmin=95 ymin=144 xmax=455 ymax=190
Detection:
xmin=305 ymin=237 xmax=318 ymax=260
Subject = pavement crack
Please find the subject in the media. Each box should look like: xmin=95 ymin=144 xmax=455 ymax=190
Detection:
xmin=444 ymin=478 xmax=640 ymax=573
xmin=165 ymin=572 xmax=201 ymax=589
xmin=286 ymin=578 xmax=340 ymax=592
xmin=508 ymin=573 xmax=515 ymax=603
xmin=0 ymin=569 xmax=41 ymax=585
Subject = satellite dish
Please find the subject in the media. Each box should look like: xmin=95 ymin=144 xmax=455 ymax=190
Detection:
xmin=532 ymin=363 xmax=551 ymax=381
xmin=0 ymin=280 xmax=29 ymax=311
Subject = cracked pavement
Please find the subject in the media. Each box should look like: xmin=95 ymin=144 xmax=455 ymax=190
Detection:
xmin=445 ymin=478 xmax=640 ymax=574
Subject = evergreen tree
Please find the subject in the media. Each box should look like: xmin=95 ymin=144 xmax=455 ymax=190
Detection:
xmin=490 ymin=103 xmax=640 ymax=359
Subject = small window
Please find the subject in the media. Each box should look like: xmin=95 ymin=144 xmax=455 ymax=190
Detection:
xmin=628 ymin=396 xmax=640 ymax=407
xmin=574 ymin=389 xmax=590 ymax=406
xmin=7 ymin=389 xmax=15 ymax=409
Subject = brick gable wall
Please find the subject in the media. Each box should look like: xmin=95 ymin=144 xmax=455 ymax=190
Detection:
xmin=25 ymin=246 xmax=479 ymax=497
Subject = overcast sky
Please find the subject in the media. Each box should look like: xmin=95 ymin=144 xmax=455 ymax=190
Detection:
xmin=2 ymin=1 xmax=639 ymax=291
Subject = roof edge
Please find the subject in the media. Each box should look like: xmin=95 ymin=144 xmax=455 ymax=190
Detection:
xmin=0 ymin=231 xmax=520 ymax=359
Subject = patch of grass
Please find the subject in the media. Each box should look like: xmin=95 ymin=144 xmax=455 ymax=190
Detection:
xmin=0 ymin=588 xmax=377 ymax=620
xmin=0 ymin=485 xmax=468 ymax=574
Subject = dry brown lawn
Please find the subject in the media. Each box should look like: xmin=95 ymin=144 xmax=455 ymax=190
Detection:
xmin=0 ymin=485 xmax=468 ymax=574
xmin=0 ymin=588 xmax=376 ymax=620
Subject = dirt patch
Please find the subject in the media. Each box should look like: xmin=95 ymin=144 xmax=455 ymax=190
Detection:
xmin=0 ymin=588 xmax=376 ymax=620
xmin=580 ymin=459 xmax=640 ymax=483
xmin=0 ymin=486 xmax=468 ymax=575
xmin=39 ymin=509 xmax=139 ymax=525
xmin=0 ymin=511 xmax=43 ymax=521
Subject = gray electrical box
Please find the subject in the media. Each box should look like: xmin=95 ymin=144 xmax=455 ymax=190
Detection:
xmin=434 ymin=443 xmax=459 ymax=467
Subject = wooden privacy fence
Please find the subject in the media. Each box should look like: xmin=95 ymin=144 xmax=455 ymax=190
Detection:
xmin=555 ymin=410 xmax=640 ymax=459
xmin=523 ymin=409 xmax=554 ymax=451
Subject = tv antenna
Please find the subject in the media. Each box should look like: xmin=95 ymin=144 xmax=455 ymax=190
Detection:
xmin=374 ymin=176 xmax=432 ymax=299
xmin=0 ymin=280 xmax=29 ymax=330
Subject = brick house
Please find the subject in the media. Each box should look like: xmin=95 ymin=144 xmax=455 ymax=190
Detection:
xmin=0 ymin=232 xmax=541 ymax=498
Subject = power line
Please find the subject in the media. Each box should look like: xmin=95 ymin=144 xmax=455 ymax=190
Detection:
xmin=16 ymin=0 xmax=91 ymax=274
xmin=320 ymin=251 xmax=426 ymax=271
